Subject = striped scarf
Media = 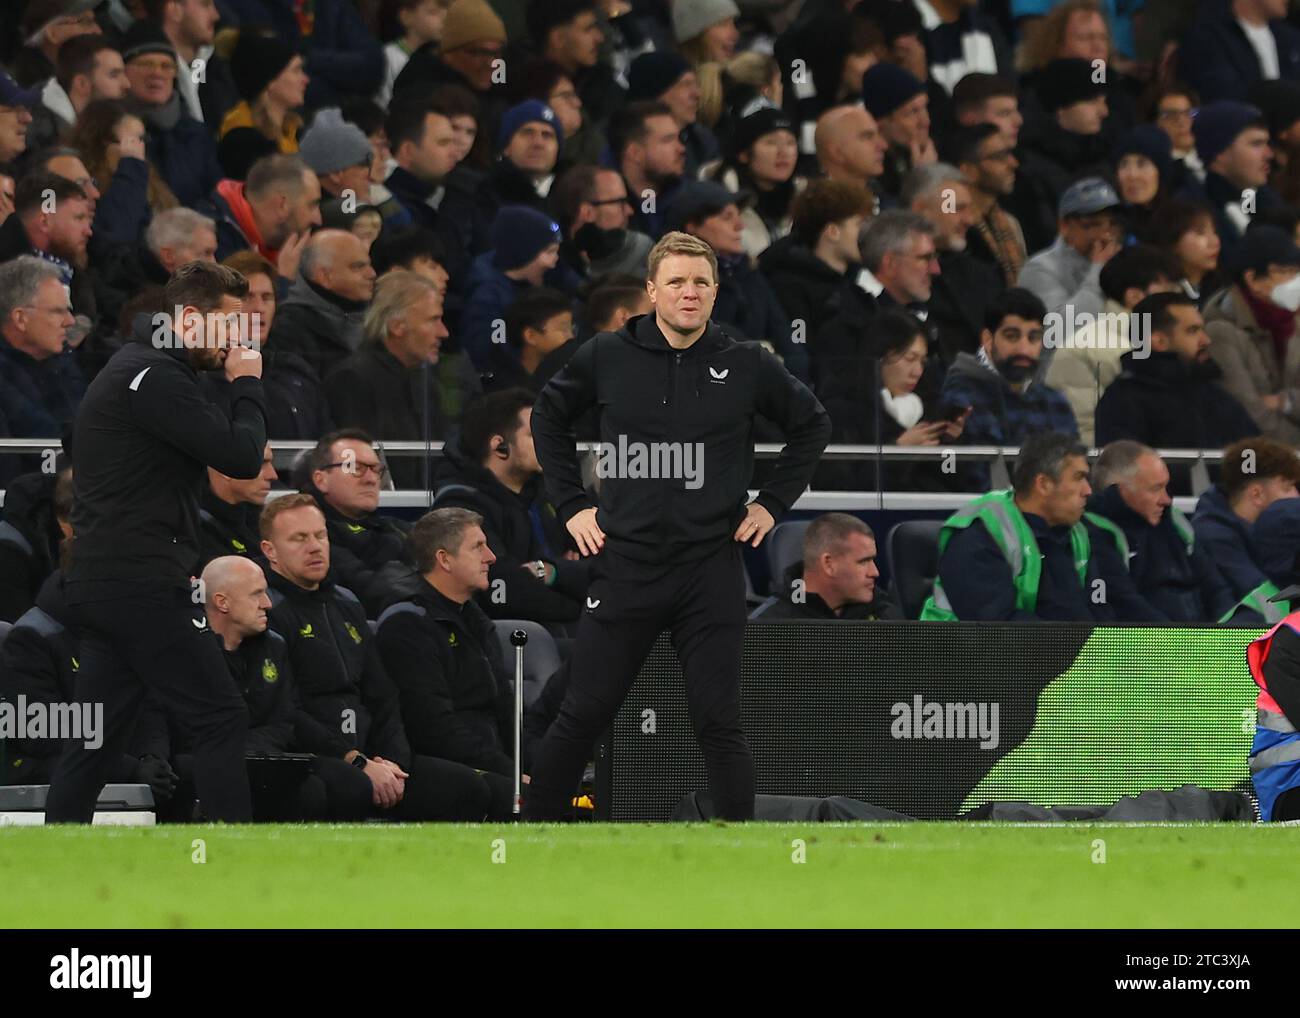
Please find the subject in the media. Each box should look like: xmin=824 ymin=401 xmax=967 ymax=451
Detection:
xmin=974 ymin=205 xmax=1025 ymax=287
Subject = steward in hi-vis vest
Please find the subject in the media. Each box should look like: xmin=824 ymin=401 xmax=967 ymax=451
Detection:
xmin=921 ymin=433 xmax=1111 ymax=623
xmin=1246 ymin=601 xmax=1300 ymax=821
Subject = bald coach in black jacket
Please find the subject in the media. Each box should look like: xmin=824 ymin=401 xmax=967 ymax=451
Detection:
xmin=522 ymin=232 xmax=831 ymax=821
xmin=47 ymin=263 xmax=265 ymax=823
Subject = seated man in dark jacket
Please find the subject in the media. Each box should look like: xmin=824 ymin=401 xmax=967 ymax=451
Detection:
xmin=668 ymin=180 xmax=808 ymax=382
xmin=197 ymin=441 xmax=277 ymax=571
xmin=921 ymin=431 xmax=1114 ymax=622
xmin=0 ymin=570 xmax=176 ymax=808
xmin=1083 ymin=441 xmax=1236 ymax=623
xmin=1096 ymin=292 xmax=1258 ymax=492
xmin=260 ymin=494 xmax=510 ymax=819
xmin=302 ymin=428 xmax=415 ymax=615
xmin=431 ymin=388 xmax=588 ymax=626
xmin=752 ymin=513 xmax=898 ymax=621
xmin=200 ymin=554 xmax=369 ymax=821
xmin=1193 ymin=437 xmax=1300 ymax=610
xmin=374 ymin=507 xmax=519 ymax=779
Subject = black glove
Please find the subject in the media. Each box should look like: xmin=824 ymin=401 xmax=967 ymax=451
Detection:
xmin=132 ymin=755 xmax=180 ymax=804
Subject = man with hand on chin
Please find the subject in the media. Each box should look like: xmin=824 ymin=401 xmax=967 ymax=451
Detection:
xmin=523 ymin=231 xmax=831 ymax=822
xmin=47 ymin=261 xmax=266 ymax=823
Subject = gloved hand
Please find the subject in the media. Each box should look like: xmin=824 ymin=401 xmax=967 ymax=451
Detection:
xmin=132 ymin=755 xmax=180 ymax=804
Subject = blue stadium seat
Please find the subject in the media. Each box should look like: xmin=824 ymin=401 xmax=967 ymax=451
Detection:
xmin=886 ymin=520 xmax=944 ymax=620
xmin=765 ymin=520 xmax=810 ymax=593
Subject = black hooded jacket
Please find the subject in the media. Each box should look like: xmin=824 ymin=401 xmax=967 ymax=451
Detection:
xmin=65 ymin=316 xmax=267 ymax=597
xmin=431 ymin=441 xmax=587 ymax=623
xmin=265 ymin=566 xmax=411 ymax=766
xmin=532 ymin=313 xmax=830 ymax=564
xmin=757 ymin=235 xmax=849 ymax=347
xmin=196 ymin=488 xmax=264 ymax=572
xmin=1083 ymin=484 xmax=1236 ymax=623
xmin=374 ymin=577 xmax=515 ymax=776
xmin=1095 ymin=351 xmax=1258 ymax=456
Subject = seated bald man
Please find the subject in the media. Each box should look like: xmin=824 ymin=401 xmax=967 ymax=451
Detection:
xmin=267 ymin=228 xmax=378 ymax=386
xmin=198 ymin=555 xmax=372 ymax=821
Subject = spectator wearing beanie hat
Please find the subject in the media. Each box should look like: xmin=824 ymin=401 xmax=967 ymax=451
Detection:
xmin=475 ymin=100 xmax=562 ymax=227
xmin=1177 ymin=100 xmax=1283 ymax=259
xmin=1201 ymin=224 xmax=1300 ymax=445
xmin=700 ymin=103 xmax=806 ymax=260
xmin=218 ymin=0 xmax=383 ymax=109
xmin=674 ymin=0 xmax=741 ymax=67
xmin=1114 ymin=124 xmax=1178 ymax=243
xmin=217 ymin=31 xmax=310 ymax=180
xmin=862 ymin=62 xmax=934 ymax=204
xmin=514 ymin=59 xmax=604 ymax=172
xmin=301 ymin=107 xmax=377 ymax=205
xmin=628 ymin=50 xmax=719 ymax=178
xmin=461 ymin=205 xmax=580 ymax=370
xmin=392 ymin=0 xmax=508 ymax=154
xmin=1015 ymin=58 xmax=1114 ymax=244
xmin=119 ymin=19 xmax=222 ymax=208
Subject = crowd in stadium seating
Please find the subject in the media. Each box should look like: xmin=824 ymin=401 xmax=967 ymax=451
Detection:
xmin=5 ymin=0 xmax=1300 ymax=817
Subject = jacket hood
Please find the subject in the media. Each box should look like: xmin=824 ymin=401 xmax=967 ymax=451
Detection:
xmin=1087 ymin=484 xmax=1149 ymax=532
xmin=1117 ymin=348 xmax=1223 ymax=384
xmin=434 ymin=439 xmax=544 ymax=506
xmin=1193 ymin=484 xmax=1239 ymax=527
xmin=947 ymin=350 xmax=1004 ymax=390
xmin=757 ymin=234 xmax=845 ymax=282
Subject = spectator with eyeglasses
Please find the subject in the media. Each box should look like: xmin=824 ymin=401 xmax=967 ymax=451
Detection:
xmin=1149 ymin=83 xmax=1203 ymax=182
xmin=302 ymin=428 xmax=415 ymax=614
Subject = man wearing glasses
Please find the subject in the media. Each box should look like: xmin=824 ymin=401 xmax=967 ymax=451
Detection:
xmin=945 ymin=122 xmax=1028 ymax=287
xmin=0 ymin=256 xmax=84 ymax=444
xmin=304 ymin=428 xmax=414 ymax=613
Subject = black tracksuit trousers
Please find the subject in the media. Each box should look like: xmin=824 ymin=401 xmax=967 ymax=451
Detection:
xmin=45 ymin=589 xmax=253 ymax=823
xmin=523 ymin=540 xmax=754 ymax=821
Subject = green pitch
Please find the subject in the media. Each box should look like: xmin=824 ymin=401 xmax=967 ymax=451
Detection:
xmin=0 ymin=822 xmax=1294 ymax=928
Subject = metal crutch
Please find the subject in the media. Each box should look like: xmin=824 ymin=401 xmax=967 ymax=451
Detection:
xmin=511 ymin=628 xmax=528 ymax=817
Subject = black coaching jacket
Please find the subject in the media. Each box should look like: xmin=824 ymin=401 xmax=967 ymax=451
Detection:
xmin=532 ymin=314 xmax=830 ymax=564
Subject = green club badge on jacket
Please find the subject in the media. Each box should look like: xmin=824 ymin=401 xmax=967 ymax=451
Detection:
xmin=299 ymin=623 xmax=315 ymax=638
xmin=231 ymin=538 xmax=247 ymax=552
xmin=345 ymin=621 xmax=362 ymax=644
xmin=262 ymin=659 xmax=278 ymax=683
xmin=346 ymin=523 xmax=364 ymax=534
xmin=448 ymin=632 xmax=458 ymax=647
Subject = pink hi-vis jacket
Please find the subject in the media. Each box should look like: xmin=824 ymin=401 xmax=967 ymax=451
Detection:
xmin=1246 ymin=615 xmax=1300 ymax=716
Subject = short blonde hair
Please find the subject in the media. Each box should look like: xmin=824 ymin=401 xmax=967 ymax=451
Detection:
xmin=647 ymin=231 xmax=718 ymax=284
xmin=363 ymin=269 xmax=440 ymax=344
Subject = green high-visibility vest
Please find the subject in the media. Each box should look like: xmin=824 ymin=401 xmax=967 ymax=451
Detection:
xmin=1084 ymin=509 xmax=1287 ymax=624
xmin=920 ymin=490 xmax=1091 ymax=621
xmin=1083 ymin=505 xmax=1195 ymax=565
xmin=1220 ymin=580 xmax=1289 ymax=624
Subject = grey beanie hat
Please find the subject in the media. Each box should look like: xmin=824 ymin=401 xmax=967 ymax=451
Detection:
xmin=299 ymin=108 xmax=373 ymax=176
xmin=672 ymin=0 xmax=740 ymax=43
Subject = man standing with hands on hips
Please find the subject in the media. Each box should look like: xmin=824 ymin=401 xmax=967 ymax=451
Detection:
xmin=47 ymin=262 xmax=267 ymax=823
xmin=524 ymin=232 xmax=831 ymax=821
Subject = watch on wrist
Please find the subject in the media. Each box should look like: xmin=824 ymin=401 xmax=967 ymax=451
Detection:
xmin=350 ymin=752 xmax=369 ymax=770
